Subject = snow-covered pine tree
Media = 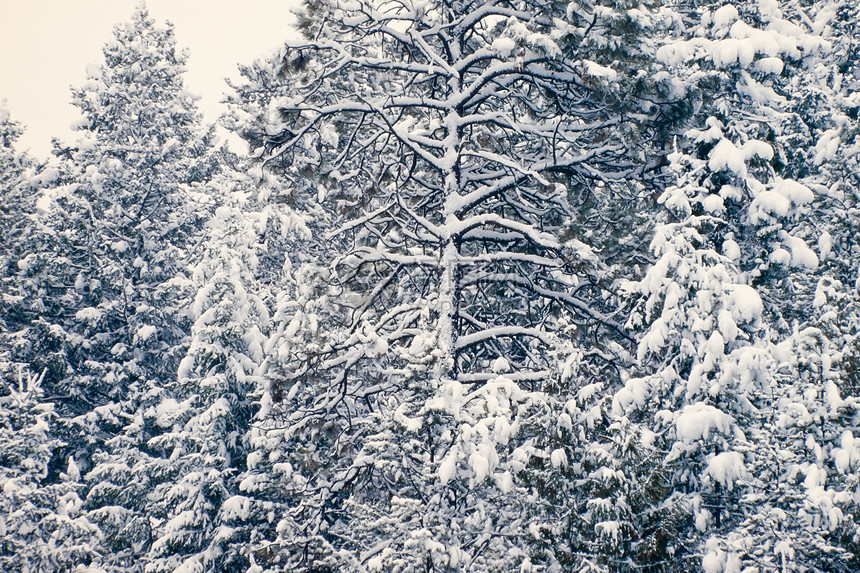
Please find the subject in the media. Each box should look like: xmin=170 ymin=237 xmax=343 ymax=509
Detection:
xmin=0 ymin=105 xmax=40 ymax=377
xmin=200 ymin=50 xmax=345 ymax=571
xmin=754 ymin=0 xmax=860 ymax=565
xmin=489 ymin=2 xmax=701 ymax=570
xmin=0 ymin=367 xmax=101 ymax=571
xmin=806 ymin=2 xmax=860 ymax=404
xmin=26 ymin=5 xmax=216 ymax=568
xmin=0 ymin=109 xmax=106 ymax=571
xmin=141 ymin=147 xmax=317 ymax=572
xmin=0 ymin=104 xmax=33 ymax=283
xmin=231 ymin=0 xmax=679 ymax=570
xmin=616 ymin=0 xmax=860 ymax=569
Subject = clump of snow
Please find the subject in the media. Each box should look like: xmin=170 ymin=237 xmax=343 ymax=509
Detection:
xmin=656 ymin=41 xmax=695 ymax=66
xmin=75 ymin=307 xmax=103 ymax=322
xmin=492 ymin=356 xmax=510 ymax=373
xmin=722 ymin=237 xmax=740 ymax=260
xmin=675 ymin=402 xmax=734 ymax=443
xmin=719 ymin=184 xmax=743 ymax=201
xmin=577 ymin=382 xmax=603 ymax=404
xmin=318 ymin=123 xmax=339 ymax=147
xmin=754 ymin=57 xmax=784 ymax=74
xmin=713 ymin=38 xmax=757 ymax=68
xmin=739 ymin=70 xmax=784 ymax=104
xmin=612 ymin=376 xmax=650 ymax=415
xmin=717 ymin=309 xmax=738 ymax=341
xmin=32 ymin=167 xmax=60 ymax=187
xmin=706 ymin=451 xmax=747 ymax=490
xmin=438 ymin=447 xmax=459 ymax=485
xmin=242 ymin=325 xmax=266 ymax=364
xmin=581 ymin=60 xmax=618 ymax=81
xmin=700 ymin=194 xmax=724 ymax=214
xmin=491 ymin=37 xmax=517 ymax=56
xmin=750 ymin=178 xmax=815 ymax=224
xmin=712 ymin=5 xmax=739 ymax=29
xmin=781 ymin=233 xmax=818 ymax=270
xmin=814 ymin=126 xmax=843 ymax=165
xmin=702 ymin=538 xmax=724 ymax=573
xmin=750 ymin=0 xmax=777 ymax=16
xmin=221 ymin=495 xmax=253 ymax=521
xmin=769 ymin=247 xmax=791 ymax=266
xmin=818 ymin=231 xmax=832 ymax=260
xmin=774 ymin=178 xmax=814 ymax=205
xmin=469 ymin=444 xmax=492 ymax=483
xmin=691 ymin=496 xmax=712 ymax=532
xmin=707 ymin=138 xmax=772 ymax=177
xmin=525 ymin=31 xmax=561 ymax=57
xmin=367 ymin=547 xmax=396 ymax=572
xmin=152 ymin=397 xmax=192 ymax=429
xmin=65 ymin=457 xmax=81 ymax=482
xmin=135 ymin=324 xmax=157 ymax=343
xmin=708 ymin=140 xmax=747 ymax=176
xmin=690 ymin=117 xmax=724 ymax=143
xmin=750 ymin=191 xmax=790 ymax=222
xmin=595 ymin=521 xmax=623 ymax=544
xmin=802 ymin=463 xmax=826 ymax=490
xmin=725 ymin=284 xmax=763 ymax=323
xmin=502 ymin=17 xmax=560 ymax=57
xmin=494 ymin=470 xmax=513 ymax=493
xmin=833 ymin=431 xmax=860 ymax=474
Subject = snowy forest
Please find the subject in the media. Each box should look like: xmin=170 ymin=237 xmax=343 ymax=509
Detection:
xmin=1 ymin=0 xmax=860 ymax=571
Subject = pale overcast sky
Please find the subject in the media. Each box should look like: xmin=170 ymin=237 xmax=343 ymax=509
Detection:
xmin=0 ymin=1 xmax=301 ymax=157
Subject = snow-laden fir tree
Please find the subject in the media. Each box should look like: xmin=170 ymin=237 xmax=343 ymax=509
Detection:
xmin=141 ymin=148 xmax=316 ymax=572
xmin=616 ymin=0 xmax=860 ymax=569
xmin=806 ymin=2 xmax=860 ymax=400
xmin=0 ymin=105 xmax=41 ymax=377
xmin=758 ymin=0 xmax=860 ymax=565
xmin=0 ymin=104 xmax=33 ymax=283
xmin=228 ymin=0 xmax=682 ymax=570
xmin=26 ymin=5 xmax=217 ymax=568
xmin=0 ymin=107 xmax=106 ymax=573
xmin=218 ymin=45 xmax=352 ymax=572
xmin=0 ymin=367 xmax=101 ymax=571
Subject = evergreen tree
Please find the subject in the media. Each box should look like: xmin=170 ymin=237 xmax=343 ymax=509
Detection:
xmin=228 ymin=0 xmax=678 ymax=570
xmin=0 ymin=104 xmax=33 ymax=281
xmin=615 ymin=0 xmax=860 ymax=569
xmin=143 ymin=149 xmax=312 ymax=572
xmin=219 ymin=49 xmax=348 ymax=572
xmin=27 ymin=5 xmax=216 ymax=568
xmin=0 ymin=367 xmax=101 ymax=571
xmin=0 ymin=105 xmax=40 ymax=378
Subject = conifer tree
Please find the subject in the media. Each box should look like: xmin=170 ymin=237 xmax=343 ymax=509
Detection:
xmin=0 ymin=367 xmax=101 ymax=571
xmin=27 ymin=5 xmax=216 ymax=568
xmin=227 ymin=0 xmax=679 ymax=569
xmin=0 ymin=105 xmax=32 ymax=279
xmin=219 ymin=50 xmax=346 ymax=572
xmin=0 ymin=105 xmax=40 ymax=376
xmin=143 ymin=148 xmax=314 ymax=572
xmin=616 ymin=0 xmax=860 ymax=569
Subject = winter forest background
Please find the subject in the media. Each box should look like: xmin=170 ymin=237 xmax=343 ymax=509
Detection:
xmin=1 ymin=0 xmax=860 ymax=571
